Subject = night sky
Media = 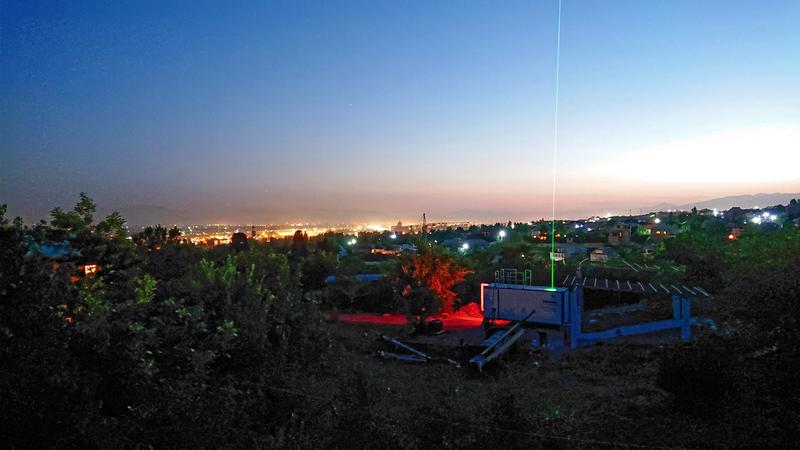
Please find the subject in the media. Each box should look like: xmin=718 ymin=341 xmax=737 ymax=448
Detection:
xmin=2 ymin=0 xmax=799 ymax=225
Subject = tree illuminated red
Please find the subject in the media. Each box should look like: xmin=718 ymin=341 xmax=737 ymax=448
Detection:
xmin=401 ymin=247 xmax=471 ymax=313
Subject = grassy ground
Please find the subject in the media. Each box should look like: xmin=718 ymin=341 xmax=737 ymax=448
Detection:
xmin=320 ymin=322 xmax=784 ymax=449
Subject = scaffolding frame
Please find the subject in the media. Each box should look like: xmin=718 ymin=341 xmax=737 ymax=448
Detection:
xmin=494 ymin=268 xmax=532 ymax=285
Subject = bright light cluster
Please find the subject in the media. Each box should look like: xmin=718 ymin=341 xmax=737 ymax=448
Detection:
xmin=751 ymin=212 xmax=779 ymax=225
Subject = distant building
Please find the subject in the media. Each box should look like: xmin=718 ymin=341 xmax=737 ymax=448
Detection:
xmin=651 ymin=224 xmax=678 ymax=240
xmin=590 ymin=248 xmax=608 ymax=263
xmin=325 ymin=274 xmax=384 ymax=284
xmin=558 ymin=243 xmax=588 ymax=257
xmin=607 ymin=224 xmax=631 ymax=245
xmin=531 ymin=230 xmax=548 ymax=241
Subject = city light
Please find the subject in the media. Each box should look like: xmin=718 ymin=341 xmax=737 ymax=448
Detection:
xmin=461 ymin=242 xmax=470 ymax=250
xmin=770 ymin=214 xmax=777 ymax=221
xmin=654 ymin=218 xmax=661 ymax=224
xmin=751 ymin=217 xmax=762 ymax=224
xmin=498 ymin=230 xmax=507 ymax=239
xmin=390 ymin=233 xmax=397 ymax=239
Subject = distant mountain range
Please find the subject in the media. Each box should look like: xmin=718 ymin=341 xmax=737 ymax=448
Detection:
xmin=640 ymin=193 xmax=799 ymax=213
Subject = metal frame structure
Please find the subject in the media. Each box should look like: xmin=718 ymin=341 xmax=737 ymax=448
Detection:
xmin=477 ymin=277 xmax=709 ymax=354
xmin=493 ymin=268 xmax=532 ymax=285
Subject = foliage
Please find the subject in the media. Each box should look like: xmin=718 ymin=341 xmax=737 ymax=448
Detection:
xmin=300 ymin=251 xmax=337 ymax=291
xmin=660 ymin=218 xmax=726 ymax=291
xmin=0 ymin=194 xmax=335 ymax=448
xmin=656 ymin=226 xmax=800 ymax=432
xmin=167 ymin=225 xmax=182 ymax=241
xmin=400 ymin=246 xmax=471 ymax=313
xmin=134 ymin=274 xmax=157 ymax=304
xmin=95 ymin=211 xmax=128 ymax=240
xmin=290 ymin=230 xmax=309 ymax=259
xmin=135 ymin=224 xmax=168 ymax=250
xmin=403 ymin=286 xmax=440 ymax=323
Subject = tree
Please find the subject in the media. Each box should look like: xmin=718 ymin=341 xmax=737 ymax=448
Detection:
xmin=50 ymin=193 xmax=98 ymax=232
xmin=96 ymin=211 xmax=127 ymax=240
xmin=0 ymin=204 xmax=9 ymax=227
xmin=230 ymin=232 xmax=249 ymax=251
xmin=554 ymin=221 xmax=566 ymax=238
xmin=404 ymin=287 xmax=440 ymax=324
xmin=135 ymin=225 xmax=167 ymax=250
xmin=539 ymin=224 xmax=549 ymax=236
xmin=400 ymin=247 xmax=471 ymax=313
xmin=301 ymin=251 xmax=336 ymax=292
xmin=167 ymin=226 xmax=182 ymax=241
xmin=291 ymin=230 xmax=309 ymax=259
xmin=74 ymin=192 xmax=96 ymax=225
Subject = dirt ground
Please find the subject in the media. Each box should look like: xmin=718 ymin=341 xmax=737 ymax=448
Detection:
xmin=324 ymin=321 xmax=781 ymax=448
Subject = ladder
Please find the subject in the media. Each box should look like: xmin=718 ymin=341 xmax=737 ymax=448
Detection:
xmin=469 ymin=309 xmax=536 ymax=371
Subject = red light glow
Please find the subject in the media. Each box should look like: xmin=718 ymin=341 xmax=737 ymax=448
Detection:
xmin=479 ymin=282 xmax=488 ymax=311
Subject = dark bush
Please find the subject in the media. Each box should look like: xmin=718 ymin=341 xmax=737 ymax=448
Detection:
xmin=656 ymin=337 xmax=736 ymax=413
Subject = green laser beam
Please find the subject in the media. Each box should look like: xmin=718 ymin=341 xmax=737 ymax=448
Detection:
xmin=550 ymin=0 xmax=562 ymax=289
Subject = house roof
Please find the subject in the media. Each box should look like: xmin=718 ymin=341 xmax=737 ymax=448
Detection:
xmin=325 ymin=273 xmax=384 ymax=283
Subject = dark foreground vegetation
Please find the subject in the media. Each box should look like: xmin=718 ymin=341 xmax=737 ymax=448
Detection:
xmin=1 ymin=195 xmax=798 ymax=448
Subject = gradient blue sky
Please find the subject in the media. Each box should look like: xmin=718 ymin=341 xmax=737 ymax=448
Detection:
xmin=2 ymin=0 xmax=799 ymax=224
